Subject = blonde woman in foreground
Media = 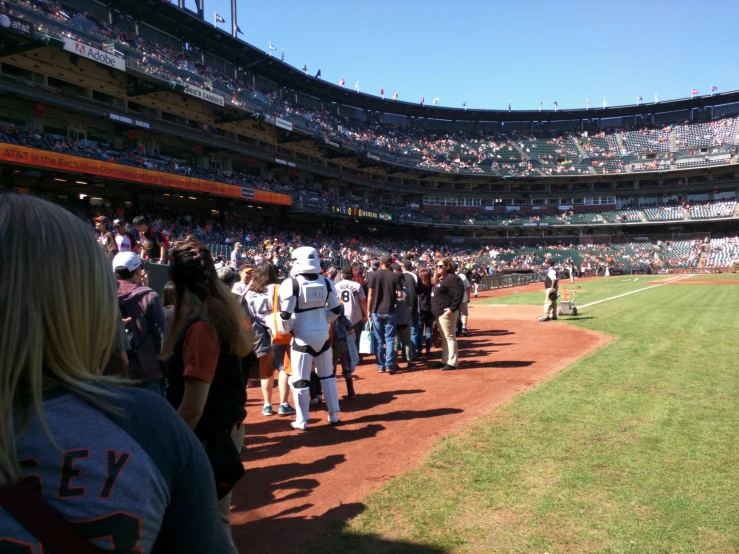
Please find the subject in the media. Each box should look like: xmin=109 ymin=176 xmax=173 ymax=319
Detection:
xmin=0 ymin=193 xmax=230 ymax=553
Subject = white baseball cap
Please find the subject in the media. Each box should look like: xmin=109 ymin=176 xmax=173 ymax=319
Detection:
xmin=112 ymin=252 xmax=142 ymax=272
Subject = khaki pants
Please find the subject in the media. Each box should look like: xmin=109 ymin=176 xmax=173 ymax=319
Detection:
xmin=219 ymin=422 xmax=245 ymax=554
xmin=437 ymin=310 xmax=459 ymax=367
xmin=544 ymin=289 xmax=557 ymax=318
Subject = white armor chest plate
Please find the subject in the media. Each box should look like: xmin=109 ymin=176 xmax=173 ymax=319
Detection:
xmin=293 ymin=276 xmax=329 ymax=350
xmin=299 ymin=280 xmax=327 ymax=310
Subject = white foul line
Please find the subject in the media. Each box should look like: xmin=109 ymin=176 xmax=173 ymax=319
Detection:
xmin=578 ymin=275 xmax=695 ymax=309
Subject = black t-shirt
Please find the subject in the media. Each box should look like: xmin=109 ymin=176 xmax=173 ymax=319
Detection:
xmin=368 ymin=269 xmax=401 ymax=314
xmin=403 ymin=273 xmax=418 ymax=315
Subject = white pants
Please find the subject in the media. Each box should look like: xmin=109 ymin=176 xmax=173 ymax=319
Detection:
xmin=290 ymin=346 xmax=340 ymax=426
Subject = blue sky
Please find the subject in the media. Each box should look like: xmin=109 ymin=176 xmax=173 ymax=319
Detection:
xmin=188 ymin=0 xmax=739 ymax=111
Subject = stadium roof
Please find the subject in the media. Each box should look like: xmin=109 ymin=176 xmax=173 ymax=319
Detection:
xmin=118 ymin=0 xmax=739 ymax=122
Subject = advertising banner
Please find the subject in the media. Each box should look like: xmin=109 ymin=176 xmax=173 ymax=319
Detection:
xmin=183 ymin=83 xmax=225 ymax=106
xmin=274 ymin=117 xmax=293 ymax=131
xmin=0 ymin=14 xmax=33 ymax=37
xmin=0 ymin=144 xmax=291 ymax=206
xmin=332 ymin=205 xmax=392 ymax=221
xmin=62 ymin=37 xmax=125 ymax=71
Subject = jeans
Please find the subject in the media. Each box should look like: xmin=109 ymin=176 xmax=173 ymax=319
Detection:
xmin=371 ymin=312 xmax=397 ymax=370
xmin=410 ymin=312 xmax=420 ymax=358
xmin=351 ymin=320 xmax=364 ymax=353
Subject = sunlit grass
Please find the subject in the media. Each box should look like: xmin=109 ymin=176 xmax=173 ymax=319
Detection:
xmin=315 ymin=280 xmax=739 ymax=553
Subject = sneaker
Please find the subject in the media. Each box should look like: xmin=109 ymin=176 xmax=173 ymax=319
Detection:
xmin=291 ymin=421 xmax=308 ymax=431
xmin=551 ymin=316 xmax=558 ymax=321
xmin=461 ymin=329 xmax=470 ymax=337
xmin=387 ymin=368 xmax=397 ymax=375
xmin=310 ymin=397 xmax=321 ymax=406
xmin=278 ymin=404 xmax=296 ymax=416
xmin=378 ymin=368 xmax=386 ymax=373
xmin=538 ymin=316 xmax=551 ymax=322
xmin=262 ymin=405 xmax=274 ymax=416
xmin=328 ymin=414 xmax=340 ymax=425
xmin=437 ymin=362 xmax=447 ymax=369
xmin=441 ymin=364 xmax=456 ymax=371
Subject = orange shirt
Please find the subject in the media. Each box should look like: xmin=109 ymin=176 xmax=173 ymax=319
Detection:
xmin=183 ymin=321 xmax=220 ymax=383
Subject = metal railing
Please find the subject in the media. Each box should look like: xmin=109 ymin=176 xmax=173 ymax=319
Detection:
xmin=480 ymin=273 xmax=543 ymax=291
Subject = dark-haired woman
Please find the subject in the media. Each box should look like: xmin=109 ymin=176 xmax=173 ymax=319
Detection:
xmin=431 ymin=258 xmax=463 ymax=370
xmin=243 ymin=262 xmax=295 ymax=417
xmin=162 ymin=241 xmax=253 ymax=554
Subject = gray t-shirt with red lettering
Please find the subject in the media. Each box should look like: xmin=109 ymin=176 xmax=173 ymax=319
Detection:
xmin=0 ymin=387 xmax=230 ymax=553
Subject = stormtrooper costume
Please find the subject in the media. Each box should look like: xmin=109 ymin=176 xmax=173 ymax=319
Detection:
xmin=279 ymin=247 xmax=341 ymax=430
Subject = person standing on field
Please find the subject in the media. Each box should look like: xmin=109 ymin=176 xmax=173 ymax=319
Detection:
xmin=431 ymin=258 xmax=463 ymax=371
xmin=335 ymin=266 xmax=368 ymax=351
xmin=94 ymin=216 xmax=118 ymax=261
xmin=538 ymin=259 xmax=559 ymax=322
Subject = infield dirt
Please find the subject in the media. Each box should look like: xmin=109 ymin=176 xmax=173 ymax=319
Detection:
xmin=230 ymin=288 xmax=611 ymax=553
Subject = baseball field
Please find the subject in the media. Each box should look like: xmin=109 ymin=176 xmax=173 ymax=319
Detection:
xmin=236 ymin=274 xmax=739 ymax=553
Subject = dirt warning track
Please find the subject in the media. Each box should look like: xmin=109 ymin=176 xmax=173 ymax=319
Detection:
xmin=230 ymin=291 xmax=611 ymax=553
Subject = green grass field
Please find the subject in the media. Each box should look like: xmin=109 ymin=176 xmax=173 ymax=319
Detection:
xmin=314 ymin=276 xmax=739 ymax=553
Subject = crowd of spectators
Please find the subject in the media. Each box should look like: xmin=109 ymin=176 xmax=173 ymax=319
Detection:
xmin=5 ymin=0 xmax=739 ymax=181
xmin=676 ymin=118 xmax=739 ymax=149
xmin=658 ymin=239 xmax=703 ymax=268
xmin=0 ymin=125 xmax=296 ymax=194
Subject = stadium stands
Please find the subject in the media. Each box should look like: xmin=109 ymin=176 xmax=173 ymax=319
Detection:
xmin=675 ymin=118 xmax=738 ymax=149
xmin=689 ymin=200 xmax=736 ymax=219
xmin=622 ymin=127 xmax=671 ymax=154
xmin=579 ymin=133 xmax=621 ymax=158
xmin=659 ymin=240 xmax=702 ymax=268
xmin=643 ymin=206 xmax=685 ymax=221
xmin=4 ymin=0 xmax=739 ymax=182
xmin=0 ymin=125 xmax=295 ymax=194
xmin=601 ymin=210 xmax=642 ymax=223
xmin=676 ymin=155 xmax=732 ymax=169
xmin=705 ymin=237 xmax=739 ymax=268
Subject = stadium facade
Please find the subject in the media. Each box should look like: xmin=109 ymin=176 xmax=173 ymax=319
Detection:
xmin=2 ymin=0 xmax=739 ymax=244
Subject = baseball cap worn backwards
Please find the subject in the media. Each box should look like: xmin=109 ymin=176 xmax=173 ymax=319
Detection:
xmin=112 ymin=252 xmax=141 ymax=272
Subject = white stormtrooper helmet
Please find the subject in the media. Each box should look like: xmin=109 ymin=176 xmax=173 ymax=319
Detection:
xmin=291 ymin=246 xmax=322 ymax=274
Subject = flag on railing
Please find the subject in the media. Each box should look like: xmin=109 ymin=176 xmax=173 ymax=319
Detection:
xmin=538 ymin=101 xmax=542 ymax=111
xmin=711 ymin=85 xmax=718 ymax=94
xmin=433 ymin=97 xmax=439 ymax=105
xmin=339 ymin=78 xmax=345 ymax=86
xmin=215 ymin=13 xmax=225 ymax=23
xmin=637 ymin=95 xmax=643 ymax=103
xmin=554 ymin=101 xmax=558 ymax=111
xmin=315 ymin=68 xmax=321 ymax=78
xmin=508 ymin=102 xmax=511 ymax=112
xmin=269 ymin=42 xmax=276 ymax=52
xmin=235 ymin=25 xmax=243 ymax=34
xmin=380 ymin=88 xmax=385 ymax=98
xmin=303 ymin=63 xmax=309 ymax=73
xmin=355 ymin=81 xmax=360 ymax=91
xmin=463 ymin=100 xmax=467 ymax=109
xmin=420 ymin=96 xmax=425 ymax=106
xmin=392 ymin=90 xmax=398 ymax=99
xmin=586 ymin=99 xmax=590 ymax=110
xmin=691 ymin=88 xmax=699 ymax=95
xmin=281 ymin=49 xmax=284 ymax=62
